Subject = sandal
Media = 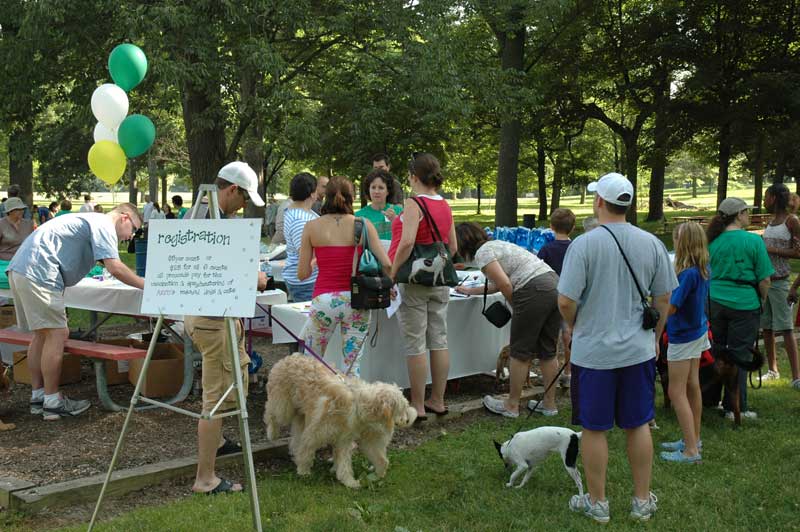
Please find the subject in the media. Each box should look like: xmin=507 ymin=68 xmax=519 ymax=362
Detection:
xmin=424 ymin=402 xmax=449 ymax=416
xmin=205 ymin=478 xmax=242 ymax=495
xmin=216 ymin=437 xmax=242 ymax=457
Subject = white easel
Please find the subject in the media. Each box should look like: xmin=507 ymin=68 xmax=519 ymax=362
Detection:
xmin=88 ymin=185 xmax=262 ymax=531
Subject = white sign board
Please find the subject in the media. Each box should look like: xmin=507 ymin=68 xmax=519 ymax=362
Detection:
xmin=141 ymin=219 xmax=261 ymax=317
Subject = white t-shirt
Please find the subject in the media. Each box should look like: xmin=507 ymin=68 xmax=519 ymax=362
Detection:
xmin=474 ymin=240 xmax=552 ymax=291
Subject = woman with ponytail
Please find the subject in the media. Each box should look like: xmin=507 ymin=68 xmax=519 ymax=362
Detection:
xmin=707 ymin=197 xmax=773 ymax=420
xmin=297 ymin=176 xmax=391 ymax=376
xmin=388 ymin=153 xmax=457 ymax=420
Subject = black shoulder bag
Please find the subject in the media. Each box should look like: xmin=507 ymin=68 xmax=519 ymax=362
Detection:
xmin=600 ymin=225 xmax=660 ymax=330
xmin=351 ymin=218 xmax=393 ymax=310
xmin=481 ymin=279 xmax=512 ymax=328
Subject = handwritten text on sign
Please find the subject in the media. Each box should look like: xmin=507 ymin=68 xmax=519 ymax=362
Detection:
xmin=141 ymin=219 xmax=261 ymax=317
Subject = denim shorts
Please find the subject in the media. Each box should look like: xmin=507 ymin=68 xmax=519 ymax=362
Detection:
xmin=571 ymin=358 xmax=655 ymax=430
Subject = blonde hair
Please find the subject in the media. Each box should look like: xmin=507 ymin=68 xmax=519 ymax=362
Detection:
xmin=673 ymin=221 xmax=709 ymax=279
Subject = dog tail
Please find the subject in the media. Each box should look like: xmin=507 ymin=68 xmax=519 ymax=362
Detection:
xmin=493 ymin=439 xmax=504 ymax=460
xmin=565 ymin=433 xmax=580 ymax=468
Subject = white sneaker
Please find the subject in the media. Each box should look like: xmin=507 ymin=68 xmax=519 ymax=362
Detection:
xmin=482 ymin=395 xmax=519 ymax=418
xmin=761 ymin=370 xmax=780 ymax=381
xmin=724 ymin=410 xmax=758 ymax=420
xmin=527 ymin=400 xmax=558 ymax=416
xmin=630 ymin=492 xmax=658 ymax=521
xmin=791 ymin=378 xmax=800 ymax=390
xmin=42 ymin=395 xmax=91 ymax=420
xmin=569 ymin=493 xmax=610 ymax=524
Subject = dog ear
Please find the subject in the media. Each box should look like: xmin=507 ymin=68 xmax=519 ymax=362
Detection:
xmin=493 ymin=439 xmax=503 ymax=459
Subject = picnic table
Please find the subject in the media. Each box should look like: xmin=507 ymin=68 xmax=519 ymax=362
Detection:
xmin=0 ymin=278 xmax=287 ymax=411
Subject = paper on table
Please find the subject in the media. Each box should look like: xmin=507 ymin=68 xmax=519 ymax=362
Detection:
xmin=386 ymin=284 xmax=402 ymax=318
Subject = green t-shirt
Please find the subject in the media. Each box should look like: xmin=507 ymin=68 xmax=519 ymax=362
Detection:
xmin=177 ymin=207 xmax=188 ymax=219
xmin=354 ymin=204 xmax=403 ymax=240
xmin=708 ymin=229 xmax=774 ymax=310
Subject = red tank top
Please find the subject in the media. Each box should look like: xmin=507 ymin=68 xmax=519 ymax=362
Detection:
xmin=312 ymin=246 xmax=361 ymax=298
xmin=388 ymin=196 xmax=452 ymax=261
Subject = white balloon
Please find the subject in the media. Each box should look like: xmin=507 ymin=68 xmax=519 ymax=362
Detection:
xmin=93 ymin=122 xmax=118 ymax=143
xmin=91 ymin=84 xmax=129 ymax=129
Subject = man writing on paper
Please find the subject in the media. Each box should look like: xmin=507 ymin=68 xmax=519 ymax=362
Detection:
xmin=7 ymin=203 xmax=145 ymax=420
xmin=184 ymin=161 xmax=268 ymax=495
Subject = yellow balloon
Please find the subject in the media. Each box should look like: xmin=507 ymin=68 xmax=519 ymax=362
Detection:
xmin=88 ymin=141 xmax=127 ymax=185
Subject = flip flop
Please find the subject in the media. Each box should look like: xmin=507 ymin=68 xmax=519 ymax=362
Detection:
xmin=413 ymin=415 xmax=428 ymax=426
xmin=425 ymin=403 xmax=449 ymax=416
xmin=216 ymin=438 xmax=242 ymax=457
xmin=205 ymin=478 xmax=242 ymax=495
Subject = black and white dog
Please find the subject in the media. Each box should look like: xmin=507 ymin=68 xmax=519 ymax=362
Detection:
xmin=493 ymin=426 xmax=583 ymax=495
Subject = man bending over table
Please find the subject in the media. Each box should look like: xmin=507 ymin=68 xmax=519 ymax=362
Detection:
xmin=184 ymin=161 xmax=268 ymax=495
xmin=6 ymin=203 xmax=145 ymax=420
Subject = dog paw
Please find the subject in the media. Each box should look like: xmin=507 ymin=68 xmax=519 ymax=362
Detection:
xmin=505 ymin=482 xmax=514 ymax=488
xmin=296 ymin=467 xmax=312 ymax=476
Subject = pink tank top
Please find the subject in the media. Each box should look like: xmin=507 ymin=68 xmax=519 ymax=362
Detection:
xmin=388 ymin=196 xmax=452 ymax=261
xmin=312 ymin=246 xmax=361 ymax=298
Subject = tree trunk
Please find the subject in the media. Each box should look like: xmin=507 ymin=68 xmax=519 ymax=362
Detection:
xmin=646 ymin=76 xmax=669 ymax=222
xmin=8 ymin=123 xmax=34 ymax=208
xmin=243 ymin=131 xmax=266 ymax=222
xmin=624 ymin=135 xmax=639 ymax=225
xmin=147 ymin=153 xmax=159 ymax=207
xmin=494 ymin=27 xmax=525 ymax=227
xmin=717 ymin=122 xmax=731 ymax=206
xmin=182 ymin=82 xmax=226 ymax=200
xmin=692 ymin=175 xmax=697 ymax=198
xmin=551 ymin=154 xmax=563 ymax=212
xmin=753 ymin=132 xmax=765 ymax=212
xmin=160 ymin=174 xmax=168 ymax=208
xmin=476 ymin=181 xmax=482 ymax=215
xmin=536 ymin=140 xmax=548 ymax=222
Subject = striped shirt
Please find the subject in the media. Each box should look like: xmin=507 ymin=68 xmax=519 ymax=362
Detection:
xmin=282 ymin=208 xmax=318 ymax=285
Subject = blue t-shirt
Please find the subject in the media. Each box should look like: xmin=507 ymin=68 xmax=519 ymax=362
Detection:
xmin=537 ymin=239 xmax=571 ymax=276
xmin=8 ymin=213 xmax=119 ymax=291
xmin=666 ymin=266 xmax=709 ymax=344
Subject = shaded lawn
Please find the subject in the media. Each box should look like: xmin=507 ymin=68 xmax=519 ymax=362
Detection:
xmin=39 ymin=354 xmax=800 ymax=532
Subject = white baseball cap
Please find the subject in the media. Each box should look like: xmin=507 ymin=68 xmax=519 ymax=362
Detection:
xmin=217 ymin=161 xmax=265 ymax=207
xmin=587 ymin=172 xmax=634 ymax=206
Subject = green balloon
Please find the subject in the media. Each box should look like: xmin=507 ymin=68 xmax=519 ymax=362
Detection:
xmin=117 ymin=114 xmax=156 ymax=158
xmin=108 ymin=44 xmax=148 ymax=92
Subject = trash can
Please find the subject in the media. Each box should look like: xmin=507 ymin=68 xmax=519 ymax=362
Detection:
xmin=522 ymin=214 xmax=537 ymax=229
xmin=134 ymin=239 xmax=147 ymax=277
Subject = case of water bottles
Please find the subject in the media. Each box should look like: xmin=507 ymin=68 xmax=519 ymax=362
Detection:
xmin=487 ymin=225 xmax=555 ymax=254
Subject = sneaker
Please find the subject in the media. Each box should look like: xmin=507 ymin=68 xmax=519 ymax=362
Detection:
xmin=482 ymin=395 xmax=519 ymax=418
xmin=791 ymin=378 xmax=800 ymax=390
xmin=725 ymin=410 xmax=757 ymax=420
xmin=42 ymin=396 xmax=91 ymax=420
xmin=660 ymin=449 xmax=702 ymax=463
xmin=559 ymin=373 xmax=571 ymax=388
xmin=30 ymin=399 xmax=44 ymax=415
xmin=569 ymin=493 xmax=610 ymax=524
xmin=527 ymin=400 xmax=558 ymax=416
xmin=760 ymin=370 xmax=780 ymax=381
xmin=660 ymin=439 xmax=702 ymax=452
xmin=630 ymin=492 xmax=658 ymax=521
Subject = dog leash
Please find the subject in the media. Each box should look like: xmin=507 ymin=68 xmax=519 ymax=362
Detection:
xmin=256 ymin=302 xmax=340 ymax=376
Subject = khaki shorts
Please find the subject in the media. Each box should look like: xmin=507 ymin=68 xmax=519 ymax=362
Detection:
xmin=760 ymin=278 xmax=794 ymax=332
xmin=8 ymin=272 xmax=68 ymax=330
xmin=397 ymin=284 xmax=449 ymax=355
xmin=185 ymin=316 xmax=250 ymax=414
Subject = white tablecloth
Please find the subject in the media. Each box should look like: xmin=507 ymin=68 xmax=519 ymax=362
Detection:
xmin=270 ymin=291 xmax=510 ymax=387
xmin=0 ymin=278 xmax=287 ymax=318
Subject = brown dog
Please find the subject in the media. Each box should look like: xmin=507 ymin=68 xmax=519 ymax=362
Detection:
xmin=0 ymin=365 xmax=15 ymax=431
xmin=702 ymin=345 xmax=763 ymax=428
xmin=495 ymin=345 xmax=532 ymax=389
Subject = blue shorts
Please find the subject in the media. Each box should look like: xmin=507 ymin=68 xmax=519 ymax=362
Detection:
xmin=570 ymin=359 xmax=656 ymax=431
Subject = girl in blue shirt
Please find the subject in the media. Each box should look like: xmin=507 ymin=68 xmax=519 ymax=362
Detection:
xmin=661 ymin=222 xmax=710 ymax=463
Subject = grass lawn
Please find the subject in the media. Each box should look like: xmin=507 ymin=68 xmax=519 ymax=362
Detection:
xmin=23 ymin=351 xmax=795 ymax=531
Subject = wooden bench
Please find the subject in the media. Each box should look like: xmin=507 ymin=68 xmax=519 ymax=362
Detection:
xmin=0 ymin=329 xmax=152 ymax=412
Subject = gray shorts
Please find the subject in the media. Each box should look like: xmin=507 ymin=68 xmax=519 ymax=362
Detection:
xmin=760 ymin=278 xmax=794 ymax=331
xmin=397 ymin=284 xmax=449 ymax=355
xmin=510 ymin=272 xmax=561 ymax=362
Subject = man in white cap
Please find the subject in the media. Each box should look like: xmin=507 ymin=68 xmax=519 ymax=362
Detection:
xmin=557 ymin=172 xmax=677 ymax=523
xmin=184 ymin=161 xmax=267 ymax=495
